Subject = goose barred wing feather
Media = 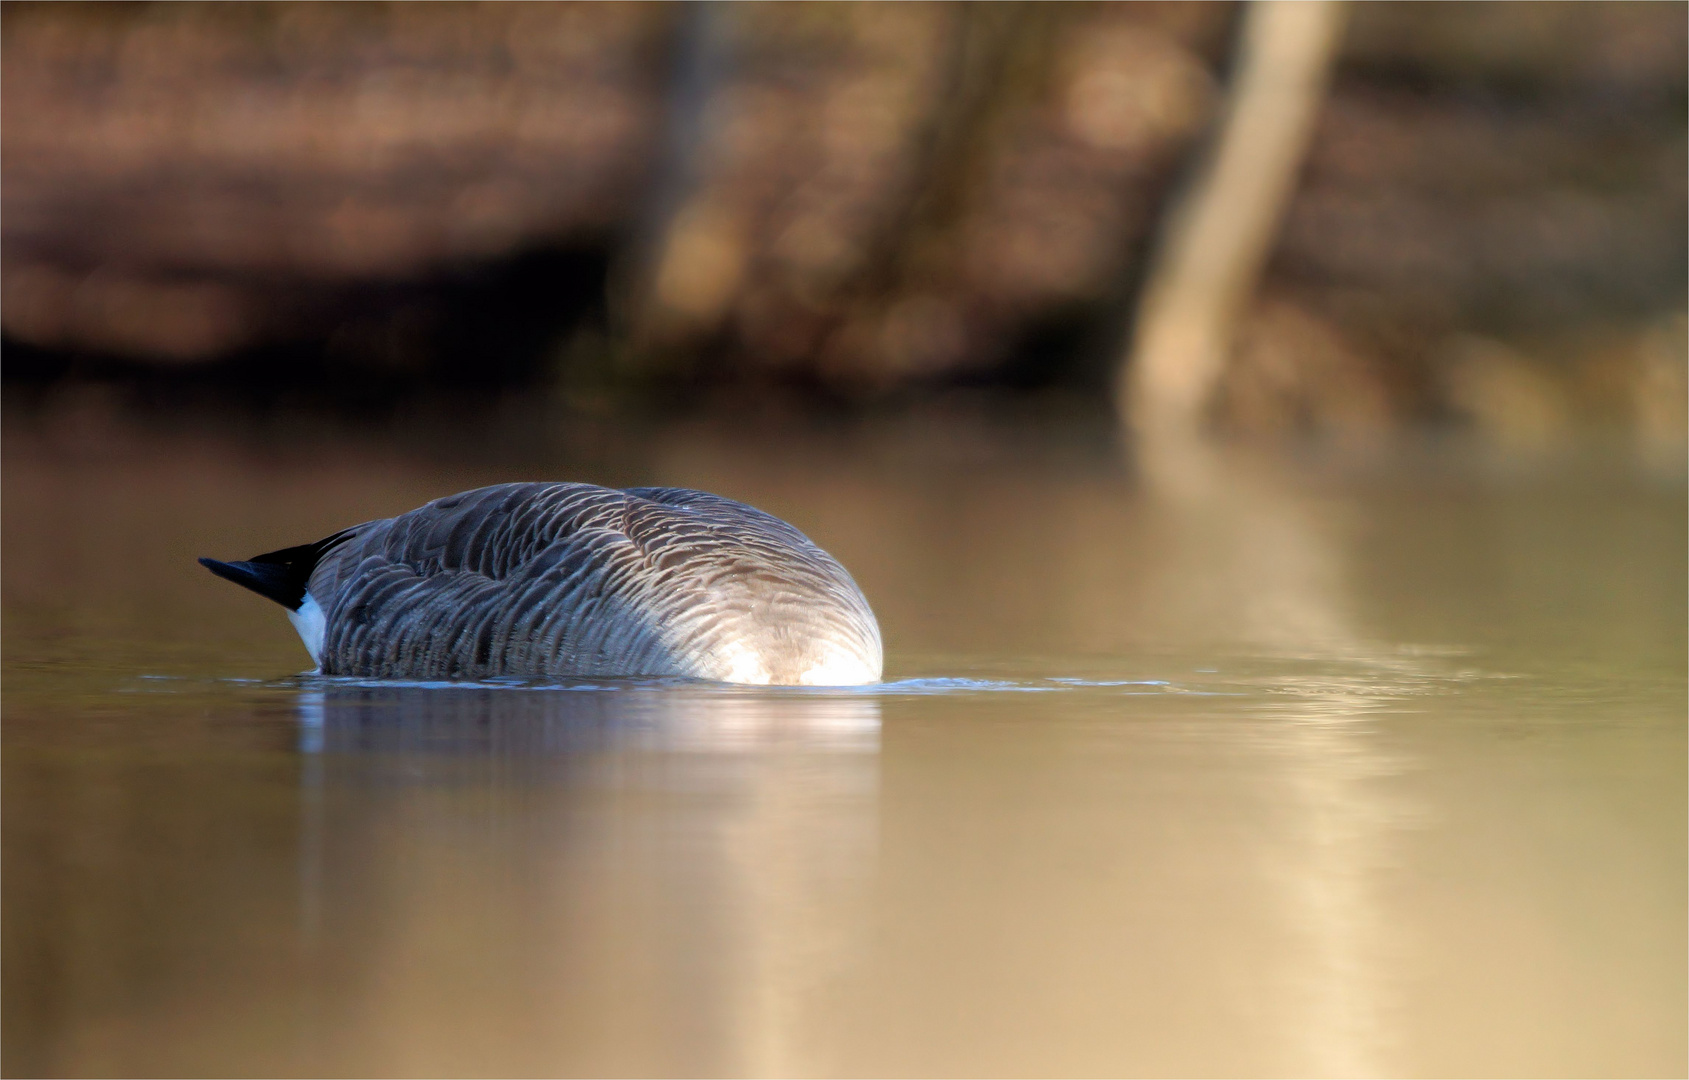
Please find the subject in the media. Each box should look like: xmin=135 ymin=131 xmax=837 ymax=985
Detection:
xmin=305 ymin=482 xmax=882 ymax=684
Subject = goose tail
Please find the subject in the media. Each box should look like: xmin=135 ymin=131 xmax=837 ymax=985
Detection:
xmin=198 ymin=554 xmax=309 ymax=611
xmin=199 ymin=529 xmax=357 ymax=669
xmin=198 ymin=528 xmax=355 ymax=611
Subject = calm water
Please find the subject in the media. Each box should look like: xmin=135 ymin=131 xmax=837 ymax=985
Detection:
xmin=4 ymin=404 xmax=1684 ymax=1077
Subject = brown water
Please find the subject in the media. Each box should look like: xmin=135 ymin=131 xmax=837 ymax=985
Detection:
xmin=4 ymin=402 xmax=1684 ymax=1077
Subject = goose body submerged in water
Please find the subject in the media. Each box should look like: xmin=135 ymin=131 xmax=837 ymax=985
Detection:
xmin=200 ymin=482 xmax=882 ymax=686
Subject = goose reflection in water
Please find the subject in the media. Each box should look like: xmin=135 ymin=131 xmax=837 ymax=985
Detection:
xmin=295 ymin=682 xmax=881 ymax=755
xmin=290 ymin=683 xmax=881 ymax=1077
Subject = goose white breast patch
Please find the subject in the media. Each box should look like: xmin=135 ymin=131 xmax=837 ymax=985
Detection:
xmin=798 ymin=648 xmax=879 ymax=687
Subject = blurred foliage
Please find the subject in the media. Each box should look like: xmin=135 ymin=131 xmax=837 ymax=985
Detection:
xmin=1 ymin=1 xmax=1683 ymax=443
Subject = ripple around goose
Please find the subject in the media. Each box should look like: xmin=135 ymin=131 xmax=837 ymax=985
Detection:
xmin=200 ymin=482 xmax=883 ymax=686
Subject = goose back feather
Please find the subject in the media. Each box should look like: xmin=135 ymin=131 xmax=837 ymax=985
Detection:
xmin=203 ymin=482 xmax=882 ymax=686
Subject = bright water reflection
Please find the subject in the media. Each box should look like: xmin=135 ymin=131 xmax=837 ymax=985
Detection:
xmin=3 ymin=409 xmax=1683 ymax=1076
xmin=294 ymin=680 xmax=882 ymax=754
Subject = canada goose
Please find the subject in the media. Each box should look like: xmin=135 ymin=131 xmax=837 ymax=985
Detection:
xmin=200 ymin=482 xmax=882 ymax=686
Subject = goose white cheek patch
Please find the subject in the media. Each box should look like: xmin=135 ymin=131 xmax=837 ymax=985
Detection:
xmin=286 ymin=593 xmax=327 ymax=670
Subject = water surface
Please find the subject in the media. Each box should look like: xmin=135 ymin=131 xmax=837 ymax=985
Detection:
xmin=4 ymin=408 xmax=1684 ymax=1076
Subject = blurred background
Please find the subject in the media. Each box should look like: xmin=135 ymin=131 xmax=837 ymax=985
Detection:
xmin=3 ymin=0 xmax=1684 ymax=448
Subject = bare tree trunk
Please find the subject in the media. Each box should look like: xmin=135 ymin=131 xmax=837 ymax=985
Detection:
xmin=613 ymin=2 xmax=738 ymax=357
xmin=1119 ymin=0 xmax=1347 ymax=443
